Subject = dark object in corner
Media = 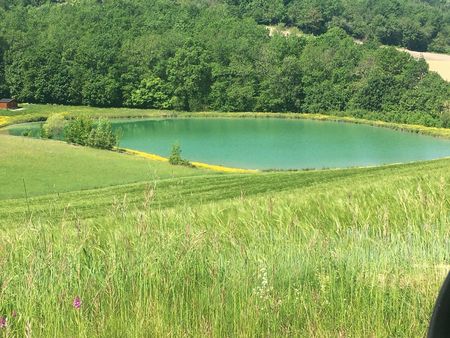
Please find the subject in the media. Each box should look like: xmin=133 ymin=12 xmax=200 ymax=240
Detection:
xmin=428 ymin=272 xmax=450 ymax=338
xmin=0 ymin=98 xmax=18 ymax=110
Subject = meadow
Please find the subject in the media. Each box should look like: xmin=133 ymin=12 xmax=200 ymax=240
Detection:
xmin=0 ymin=0 xmax=448 ymax=334
xmin=0 ymin=129 xmax=449 ymax=336
xmin=0 ymin=134 xmax=208 ymax=200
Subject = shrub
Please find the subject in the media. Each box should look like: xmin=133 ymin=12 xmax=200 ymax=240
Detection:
xmin=65 ymin=117 xmax=117 ymax=150
xmin=169 ymin=143 xmax=191 ymax=166
xmin=22 ymin=129 xmax=31 ymax=137
xmin=442 ymin=102 xmax=450 ymax=128
xmin=127 ymin=75 xmax=171 ymax=109
xmin=87 ymin=119 xmax=118 ymax=150
xmin=64 ymin=116 xmax=93 ymax=146
xmin=42 ymin=113 xmax=66 ymax=139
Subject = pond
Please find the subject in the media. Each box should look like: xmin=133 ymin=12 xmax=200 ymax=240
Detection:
xmin=113 ymin=118 xmax=450 ymax=170
xmin=5 ymin=118 xmax=450 ymax=170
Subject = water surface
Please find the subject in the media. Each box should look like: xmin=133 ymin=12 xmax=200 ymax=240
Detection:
xmin=111 ymin=118 xmax=450 ymax=169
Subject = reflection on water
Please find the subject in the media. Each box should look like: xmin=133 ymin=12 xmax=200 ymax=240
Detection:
xmin=112 ymin=118 xmax=450 ymax=169
xmin=6 ymin=118 xmax=450 ymax=169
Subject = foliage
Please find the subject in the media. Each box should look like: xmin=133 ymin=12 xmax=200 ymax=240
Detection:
xmin=0 ymin=36 xmax=8 ymax=98
xmin=42 ymin=113 xmax=65 ymax=139
xmin=167 ymin=42 xmax=212 ymax=111
xmin=229 ymin=0 xmax=450 ymax=53
xmin=126 ymin=74 xmax=171 ymax=109
xmin=87 ymin=118 xmax=118 ymax=150
xmin=65 ymin=116 xmax=118 ymax=150
xmin=64 ymin=116 xmax=94 ymax=146
xmin=0 ymin=1 xmax=448 ymax=127
xmin=21 ymin=129 xmax=31 ymax=137
xmin=168 ymin=143 xmax=191 ymax=166
xmin=442 ymin=102 xmax=450 ymax=128
xmin=1 ymin=135 xmax=450 ymax=335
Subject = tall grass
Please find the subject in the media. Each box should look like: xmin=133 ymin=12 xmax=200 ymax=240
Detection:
xmin=1 ymin=173 xmax=448 ymax=336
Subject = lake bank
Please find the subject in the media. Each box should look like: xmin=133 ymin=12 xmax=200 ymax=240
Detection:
xmin=2 ymin=104 xmax=450 ymax=140
xmin=7 ymin=116 xmax=450 ymax=170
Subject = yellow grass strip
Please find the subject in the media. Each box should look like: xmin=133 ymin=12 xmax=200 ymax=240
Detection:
xmin=120 ymin=148 xmax=168 ymax=162
xmin=0 ymin=116 xmax=10 ymax=127
xmin=120 ymin=147 xmax=258 ymax=173
xmin=190 ymin=161 xmax=258 ymax=174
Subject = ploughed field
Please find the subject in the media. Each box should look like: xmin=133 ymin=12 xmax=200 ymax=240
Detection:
xmin=0 ymin=130 xmax=449 ymax=337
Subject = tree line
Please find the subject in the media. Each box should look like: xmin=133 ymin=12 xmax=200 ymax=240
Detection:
xmin=224 ymin=0 xmax=450 ymax=53
xmin=0 ymin=0 xmax=448 ymax=127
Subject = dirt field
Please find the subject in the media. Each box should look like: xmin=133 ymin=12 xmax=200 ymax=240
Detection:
xmin=266 ymin=26 xmax=450 ymax=82
xmin=398 ymin=48 xmax=450 ymax=82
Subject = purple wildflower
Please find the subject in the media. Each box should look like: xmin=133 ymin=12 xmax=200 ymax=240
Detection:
xmin=73 ymin=296 xmax=82 ymax=309
xmin=0 ymin=317 xmax=7 ymax=328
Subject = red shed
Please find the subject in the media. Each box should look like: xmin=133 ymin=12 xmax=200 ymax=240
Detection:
xmin=0 ymin=98 xmax=18 ymax=110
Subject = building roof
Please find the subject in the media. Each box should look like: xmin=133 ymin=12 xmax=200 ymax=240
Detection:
xmin=0 ymin=98 xmax=16 ymax=103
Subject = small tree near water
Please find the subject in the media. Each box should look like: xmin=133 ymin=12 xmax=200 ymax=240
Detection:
xmin=42 ymin=113 xmax=66 ymax=139
xmin=65 ymin=116 xmax=118 ymax=150
xmin=65 ymin=116 xmax=93 ymax=146
xmin=87 ymin=119 xmax=117 ymax=150
xmin=169 ymin=143 xmax=191 ymax=166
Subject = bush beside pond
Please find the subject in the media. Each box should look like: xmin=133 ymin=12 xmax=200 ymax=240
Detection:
xmin=64 ymin=116 xmax=118 ymax=150
xmin=169 ymin=143 xmax=192 ymax=167
xmin=41 ymin=113 xmax=119 ymax=149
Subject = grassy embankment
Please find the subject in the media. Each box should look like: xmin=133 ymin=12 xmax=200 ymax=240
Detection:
xmin=0 ymin=134 xmax=209 ymax=200
xmin=2 ymin=103 xmax=450 ymax=139
xmin=0 ymin=130 xmax=449 ymax=336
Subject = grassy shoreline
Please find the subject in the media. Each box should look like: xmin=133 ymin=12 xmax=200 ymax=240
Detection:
xmin=1 ymin=146 xmax=449 ymax=336
xmin=120 ymin=148 xmax=259 ymax=174
xmin=2 ymin=105 xmax=450 ymax=336
xmin=2 ymin=103 xmax=450 ymax=176
xmin=1 ymin=103 xmax=450 ymax=139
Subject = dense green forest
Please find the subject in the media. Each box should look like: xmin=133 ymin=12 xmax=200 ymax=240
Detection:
xmin=225 ymin=0 xmax=450 ymax=53
xmin=0 ymin=0 xmax=449 ymax=127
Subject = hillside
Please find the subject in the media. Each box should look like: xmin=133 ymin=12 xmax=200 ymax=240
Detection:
xmin=267 ymin=25 xmax=450 ymax=82
xmin=399 ymin=49 xmax=450 ymax=82
xmin=0 ymin=134 xmax=208 ymax=199
xmin=228 ymin=0 xmax=450 ymax=53
xmin=0 ymin=1 xmax=449 ymax=335
xmin=0 ymin=132 xmax=449 ymax=336
xmin=0 ymin=1 xmax=448 ymax=128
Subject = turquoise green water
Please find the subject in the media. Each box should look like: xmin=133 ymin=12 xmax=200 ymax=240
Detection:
xmin=6 ymin=118 xmax=450 ymax=169
xmin=112 ymin=118 xmax=450 ymax=169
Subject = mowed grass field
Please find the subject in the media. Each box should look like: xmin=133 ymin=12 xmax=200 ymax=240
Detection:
xmin=0 ymin=134 xmax=208 ymax=200
xmin=0 ymin=133 xmax=450 ymax=336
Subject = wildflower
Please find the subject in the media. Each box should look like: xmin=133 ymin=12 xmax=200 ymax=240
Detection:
xmin=253 ymin=261 xmax=273 ymax=310
xmin=73 ymin=296 xmax=82 ymax=309
xmin=0 ymin=317 xmax=7 ymax=328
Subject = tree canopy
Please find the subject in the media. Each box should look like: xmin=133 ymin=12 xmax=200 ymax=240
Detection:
xmin=0 ymin=0 xmax=448 ymax=127
xmin=225 ymin=0 xmax=450 ymax=53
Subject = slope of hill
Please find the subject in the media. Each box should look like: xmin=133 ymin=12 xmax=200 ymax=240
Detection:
xmin=267 ymin=25 xmax=450 ymax=82
xmin=0 ymin=134 xmax=207 ymax=199
xmin=0 ymin=132 xmax=449 ymax=336
xmin=0 ymin=1 xmax=448 ymax=128
xmin=231 ymin=0 xmax=450 ymax=53
xmin=399 ymin=49 xmax=450 ymax=82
